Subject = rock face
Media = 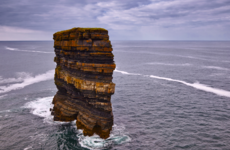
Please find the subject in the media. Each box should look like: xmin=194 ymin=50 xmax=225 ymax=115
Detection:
xmin=51 ymin=27 xmax=116 ymax=139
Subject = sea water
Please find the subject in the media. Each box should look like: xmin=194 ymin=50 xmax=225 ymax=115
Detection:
xmin=0 ymin=41 xmax=230 ymax=149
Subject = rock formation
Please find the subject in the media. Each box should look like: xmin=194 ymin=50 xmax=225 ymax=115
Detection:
xmin=51 ymin=27 xmax=116 ymax=139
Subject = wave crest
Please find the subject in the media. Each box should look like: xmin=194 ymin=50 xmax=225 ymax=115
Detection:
xmin=5 ymin=46 xmax=53 ymax=54
xmin=146 ymin=62 xmax=192 ymax=66
xmin=116 ymin=69 xmax=230 ymax=98
xmin=0 ymin=70 xmax=54 ymax=94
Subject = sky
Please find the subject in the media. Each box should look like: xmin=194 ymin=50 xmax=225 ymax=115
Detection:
xmin=0 ymin=0 xmax=230 ymax=41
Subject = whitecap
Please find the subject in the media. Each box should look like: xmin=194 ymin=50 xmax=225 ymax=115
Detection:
xmin=29 ymin=132 xmax=48 ymax=142
xmin=202 ymin=66 xmax=229 ymax=71
xmin=148 ymin=75 xmax=230 ymax=98
xmin=5 ymin=46 xmax=18 ymax=50
xmin=0 ymin=109 xmax=11 ymax=113
xmin=78 ymin=124 xmax=131 ymax=150
xmin=5 ymin=46 xmax=53 ymax=54
xmin=23 ymin=96 xmax=72 ymax=125
xmin=23 ymin=146 xmax=33 ymax=150
xmin=23 ymin=96 xmax=54 ymax=124
xmin=146 ymin=62 xmax=192 ymax=66
xmin=114 ymin=69 xmax=141 ymax=75
xmin=0 ymin=72 xmax=31 ymax=84
xmin=115 ymin=69 xmax=230 ymax=98
xmin=0 ymin=70 xmax=54 ymax=94
xmin=24 ymin=96 xmax=132 ymax=149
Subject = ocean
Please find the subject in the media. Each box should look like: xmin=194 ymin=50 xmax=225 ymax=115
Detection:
xmin=0 ymin=41 xmax=230 ymax=150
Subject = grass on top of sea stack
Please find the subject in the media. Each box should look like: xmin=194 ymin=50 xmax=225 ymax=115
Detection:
xmin=54 ymin=27 xmax=108 ymax=36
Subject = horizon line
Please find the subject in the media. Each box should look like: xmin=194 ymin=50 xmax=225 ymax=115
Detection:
xmin=0 ymin=40 xmax=230 ymax=42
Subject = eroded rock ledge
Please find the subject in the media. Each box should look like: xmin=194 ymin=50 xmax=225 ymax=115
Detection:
xmin=51 ymin=27 xmax=116 ymax=139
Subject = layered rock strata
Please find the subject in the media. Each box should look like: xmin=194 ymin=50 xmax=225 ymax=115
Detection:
xmin=51 ymin=27 xmax=116 ymax=139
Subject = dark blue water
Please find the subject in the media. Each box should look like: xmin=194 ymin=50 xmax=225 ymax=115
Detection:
xmin=0 ymin=41 xmax=230 ymax=150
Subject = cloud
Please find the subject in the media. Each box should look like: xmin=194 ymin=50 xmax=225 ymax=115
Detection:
xmin=0 ymin=0 xmax=230 ymax=40
xmin=0 ymin=26 xmax=52 ymax=40
xmin=98 ymin=0 xmax=230 ymax=28
xmin=0 ymin=26 xmax=42 ymax=33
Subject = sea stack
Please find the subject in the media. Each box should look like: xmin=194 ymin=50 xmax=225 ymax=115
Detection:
xmin=52 ymin=27 xmax=116 ymax=139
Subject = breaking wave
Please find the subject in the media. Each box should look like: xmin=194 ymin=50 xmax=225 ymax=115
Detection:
xmin=115 ymin=69 xmax=230 ymax=98
xmin=23 ymin=96 xmax=54 ymax=124
xmin=114 ymin=69 xmax=141 ymax=75
xmin=146 ymin=62 xmax=192 ymax=66
xmin=24 ymin=96 xmax=131 ymax=149
xmin=148 ymin=75 xmax=230 ymax=98
xmin=5 ymin=46 xmax=53 ymax=54
xmin=0 ymin=70 xmax=54 ymax=94
xmin=0 ymin=72 xmax=31 ymax=84
xmin=24 ymin=97 xmax=74 ymax=125
xmin=78 ymin=124 xmax=131 ymax=149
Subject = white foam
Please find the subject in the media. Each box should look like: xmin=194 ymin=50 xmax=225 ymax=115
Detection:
xmin=24 ymin=96 xmax=131 ymax=149
xmin=5 ymin=47 xmax=18 ymax=50
xmin=24 ymin=96 xmax=131 ymax=148
xmin=187 ymin=82 xmax=230 ymax=98
xmin=149 ymin=75 xmax=230 ymax=98
xmin=24 ymin=146 xmax=33 ymax=150
xmin=5 ymin=46 xmax=53 ymax=54
xmin=0 ymin=109 xmax=11 ymax=113
xmin=29 ymin=133 xmax=48 ymax=142
xmin=202 ymin=66 xmax=229 ymax=71
xmin=0 ymin=72 xmax=31 ymax=84
xmin=79 ymin=124 xmax=131 ymax=149
xmin=146 ymin=62 xmax=192 ymax=66
xmin=0 ymin=70 xmax=54 ymax=94
xmin=23 ymin=96 xmax=71 ymax=125
xmin=114 ymin=69 xmax=141 ymax=75
xmin=24 ymin=96 xmax=54 ymax=124
xmin=115 ymin=69 xmax=230 ymax=98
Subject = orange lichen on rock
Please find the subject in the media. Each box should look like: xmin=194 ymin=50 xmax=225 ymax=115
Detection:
xmin=51 ymin=27 xmax=115 ymax=139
